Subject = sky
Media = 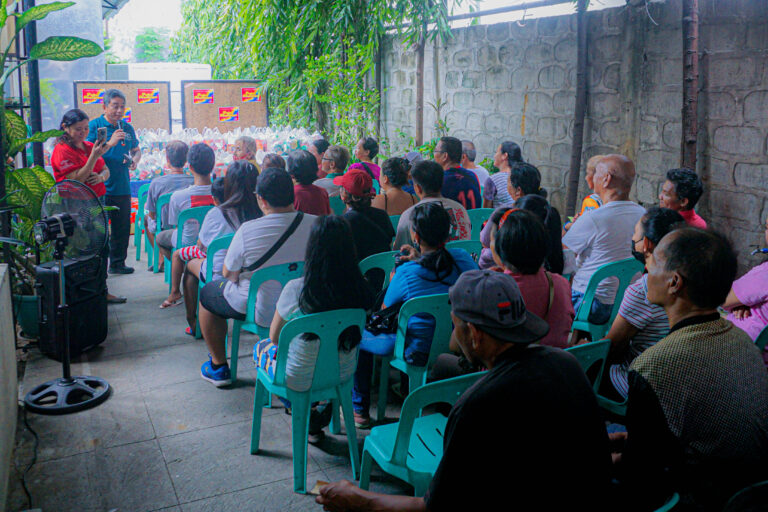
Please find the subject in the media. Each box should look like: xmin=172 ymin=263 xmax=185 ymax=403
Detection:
xmin=107 ymin=0 xmax=626 ymax=62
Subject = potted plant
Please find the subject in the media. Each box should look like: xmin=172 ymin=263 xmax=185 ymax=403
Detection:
xmin=0 ymin=1 xmax=103 ymax=337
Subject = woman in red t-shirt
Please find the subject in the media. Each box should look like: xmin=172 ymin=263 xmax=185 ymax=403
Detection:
xmin=51 ymin=109 xmax=126 ymax=304
xmin=50 ymin=109 xmax=119 ymax=195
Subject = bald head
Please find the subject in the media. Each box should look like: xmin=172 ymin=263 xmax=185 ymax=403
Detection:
xmin=595 ymin=154 xmax=636 ymax=196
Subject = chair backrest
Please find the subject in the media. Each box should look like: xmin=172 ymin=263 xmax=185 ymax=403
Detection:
xmin=155 ymin=192 xmax=173 ymax=231
xmin=137 ymin=183 xmax=151 ymax=220
xmin=565 ymin=339 xmax=611 ymax=393
xmin=358 ymin=250 xmax=399 ymax=291
xmin=205 ymin=233 xmax=234 ymax=281
xmin=723 ymin=480 xmax=768 ymax=512
xmin=467 ymin=207 xmax=494 ymax=241
xmin=391 ymin=372 xmax=484 ymax=466
xmin=389 ymin=215 xmax=400 ymax=233
xmin=755 ymin=325 xmax=768 ymax=352
xmin=329 ymin=195 xmax=346 ymax=215
xmin=445 ymin=240 xmax=482 ymax=263
xmin=174 ymin=205 xmax=214 ymax=248
xmin=246 ymin=261 xmax=306 ymax=324
xmin=574 ymin=258 xmax=644 ymax=335
xmin=394 ymin=293 xmax=453 ymax=371
xmin=272 ymin=308 xmax=367 ymax=390
xmin=654 ymin=493 xmax=680 ymax=512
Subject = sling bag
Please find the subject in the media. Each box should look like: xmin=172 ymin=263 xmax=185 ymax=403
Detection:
xmin=241 ymin=212 xmax=304 ymax=272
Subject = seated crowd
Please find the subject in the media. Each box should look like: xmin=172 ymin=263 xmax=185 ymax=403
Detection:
xmin=135 ymin=131 xmax=767 ymax=511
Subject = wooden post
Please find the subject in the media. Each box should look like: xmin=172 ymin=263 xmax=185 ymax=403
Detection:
xmin=375 ymin=44 xmax=382 ymax=142
xmin=415 ymin=23 xmax=425 ymax=146
xmin=681 ymin=0 xmax=699 ymax=170
xmin=565 ymin=0 xmax=588 ymax=217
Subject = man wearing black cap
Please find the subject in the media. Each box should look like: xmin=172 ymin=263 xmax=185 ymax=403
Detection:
xmin=317 ymin=270 xmax=611 ymax=511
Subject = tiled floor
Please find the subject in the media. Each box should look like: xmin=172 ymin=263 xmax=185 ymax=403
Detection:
xmin=6 ymin=240 xmax=409 ymax=511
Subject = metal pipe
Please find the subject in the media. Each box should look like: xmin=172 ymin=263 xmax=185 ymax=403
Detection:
xmin=23 ymin=0 xmax=44 ymax=167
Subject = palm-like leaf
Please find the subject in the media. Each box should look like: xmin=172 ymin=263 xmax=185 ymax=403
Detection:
xmin=30 ymin=36 xmax=102 ymax=61
xmin=15 ymin=1 xmax=73 ymax=32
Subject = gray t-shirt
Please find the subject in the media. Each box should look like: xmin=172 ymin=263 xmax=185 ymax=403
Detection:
xmin=168 ymin=184 xmax=213 ymax=248
xmin=144 ymin=173 xmax=194 ymax=233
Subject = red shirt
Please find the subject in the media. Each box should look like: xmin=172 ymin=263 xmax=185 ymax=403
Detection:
xmin=679 ymin=208 xmax=707 ymax=229
xmin=50 ymin=141 xmax=106 ymax=197
xmin=294 ymin=183 xmax=331 ymax=216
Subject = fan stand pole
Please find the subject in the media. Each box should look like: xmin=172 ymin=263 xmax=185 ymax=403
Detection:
xmin=23 ymin=237 xmax=111 ymax=415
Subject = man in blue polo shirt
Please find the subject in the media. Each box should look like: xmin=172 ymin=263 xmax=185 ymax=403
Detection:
xmin=87 ymin=89 xmax=141 ymax=274
xmin=433 ymin=136 xmax=481 ymax=210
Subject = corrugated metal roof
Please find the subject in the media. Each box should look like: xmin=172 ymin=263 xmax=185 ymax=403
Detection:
xmin=102 ymin=0 xmax=131 ymax=19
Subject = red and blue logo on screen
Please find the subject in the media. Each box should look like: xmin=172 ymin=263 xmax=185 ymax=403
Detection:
xmin=193 ymin=89 xmax=214 ymax=104
xmin=218 ymin=107 xmax=239 ymax=122
xmin=82 ymin=88 xmax=104 ymax=104
xmin=137 ymin=88 xmax=160 ymax=104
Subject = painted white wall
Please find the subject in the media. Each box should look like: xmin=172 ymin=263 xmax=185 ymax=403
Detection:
xmin=0 ymin=265 xmax=18 ymax=508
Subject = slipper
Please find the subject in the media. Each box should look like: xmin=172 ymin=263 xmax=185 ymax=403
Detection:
xmin=107 ymin=295 xmax=127 ymax=304
xmin=160 ymin=297 xmax=183 ymax=309
xmin=185 ymin=326 xmax=195 ymax=336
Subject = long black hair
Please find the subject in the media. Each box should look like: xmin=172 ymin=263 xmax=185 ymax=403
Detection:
xmin=299 ymin=215 xmax=375 ymax=350
xmin=57 ymin=108 xmax=89 ymax=146
xmin=494 ymin=209 xmax=549 ymax=275
xmin=509 ymin=162 xmax=547 ymax=199
xmin=220 ymin=160 xmax=262 ymax=225
xmin=515 ymin=194 xmax=565 ymax=274
xmin=500 ymin=140 xmax=523 ymax=169
xmin=411 ymin=202 xmax=456 ymax=282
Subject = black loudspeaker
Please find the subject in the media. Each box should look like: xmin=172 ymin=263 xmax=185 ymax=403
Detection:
xmin=35 ymin=255 xmax=107 ymax=360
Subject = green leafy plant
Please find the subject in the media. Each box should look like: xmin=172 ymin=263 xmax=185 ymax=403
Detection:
xmin=479 ymin=157 xmax=500 ymax=175
xmin=134 ymin=27 xmax=171 ymax=63
xmin=0 ymin=0 xmax=103 ymax=296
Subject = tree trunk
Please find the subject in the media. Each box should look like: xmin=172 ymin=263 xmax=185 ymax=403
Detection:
xmin=681 ymin=0 xmax=699 ymax=170
xmin=565 ymin=0 xmax=588 ymax=217
xmin=415 ymin=24 xmax=425 ymax=146
xmin=375 ymin=44 xmax=382 ymax=142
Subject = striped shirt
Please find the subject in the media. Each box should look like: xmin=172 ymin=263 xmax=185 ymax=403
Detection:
xmin=482 ymin=172 xmax=514 ymax=208
xmin=609 ymin=274 xmax=669 ymax=398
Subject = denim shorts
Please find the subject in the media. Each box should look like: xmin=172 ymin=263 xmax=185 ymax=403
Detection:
xmin=571 ymin=289 xmax=613 ymax=325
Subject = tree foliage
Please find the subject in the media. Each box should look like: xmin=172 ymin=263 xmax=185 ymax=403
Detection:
xmin=135 ymin=27 xmax=172 ymax=63
xmin=172 ymin=0 xmax=462 ymax=140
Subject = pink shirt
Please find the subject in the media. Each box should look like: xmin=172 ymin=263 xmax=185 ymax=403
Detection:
xmin=728 ymin=261 xmax=768 ymax=364
xmin=349 ymin=162 xmax=381 ymax=180
xmin=504 ymin=268 xmax=574 ymax=348
xmin=679 ymin=208 xmax=707 ymax=228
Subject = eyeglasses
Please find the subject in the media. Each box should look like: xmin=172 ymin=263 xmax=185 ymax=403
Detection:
xmin=433 ymin=150 xmax=446 ymax=154
xmin=322 ymin=157 xmax=333 ymax=162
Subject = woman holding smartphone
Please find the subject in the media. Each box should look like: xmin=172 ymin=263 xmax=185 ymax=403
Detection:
xmin=51 ymin=108 xmax=119 ymax=193
xmin=51 ymin=108 xmax=127 ymax=303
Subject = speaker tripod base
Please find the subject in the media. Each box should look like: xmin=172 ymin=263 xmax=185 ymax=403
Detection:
xmin=23 ymin=376 xmax=110 ymax=415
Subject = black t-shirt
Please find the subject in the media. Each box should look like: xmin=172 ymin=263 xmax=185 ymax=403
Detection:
xmin=344 ymin=206 xmax=395 ymax=262
xmin=424 ymin=345 xmax=612 ymax=511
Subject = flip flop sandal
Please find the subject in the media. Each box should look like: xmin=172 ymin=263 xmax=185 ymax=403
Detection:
xmin=185 ymin=327 xmax=195 ymax=336
xmin=160 ymin=298 xmax=183 ymax=309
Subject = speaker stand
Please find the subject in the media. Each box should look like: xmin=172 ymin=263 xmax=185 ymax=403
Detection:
xmin=24 ymin=237 xmax=110 ymax=415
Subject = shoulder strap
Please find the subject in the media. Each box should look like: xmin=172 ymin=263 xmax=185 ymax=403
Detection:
xmin=360 ymin=162 xmax=375 ymax=180
xmin=383 ymin=189 xmax=388 ymax=211
xmin=543 ymin=271 xmax=554 ymax=321
xmin=242 ymin=212 xmax=304 ymax=272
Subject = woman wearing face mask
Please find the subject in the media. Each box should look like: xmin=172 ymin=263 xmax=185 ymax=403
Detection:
xmin=601 ymin=206 xmax=684 ymax=400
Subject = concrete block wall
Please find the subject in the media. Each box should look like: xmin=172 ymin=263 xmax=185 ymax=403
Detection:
xmin=380 ymin=0 xmax=768 ymax=270
xmin=0 ymin=265 xmax=18 ymax=508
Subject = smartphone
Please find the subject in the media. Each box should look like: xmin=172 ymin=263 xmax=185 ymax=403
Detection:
xmin=96 ymin=127 xmax=107 ymax=144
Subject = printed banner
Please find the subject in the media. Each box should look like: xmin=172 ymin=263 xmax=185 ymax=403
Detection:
xmin=137 ymin=88 xmax=160 ymax=104
xmin=241 ymin=87 xmax=261 ymax=103
xmin=82 ymin=88 xmax=105 ymax=104
xmin=218 ymin=107 xmax=239 ymax=122
xmin=122 ymin=107 xmax=132 ymax=123
xmin=193 ymin=89 xmax=214 ymax=104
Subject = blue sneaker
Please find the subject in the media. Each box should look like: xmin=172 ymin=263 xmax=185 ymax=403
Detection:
xmin=201 ymin=359 xmax=231 ymax=387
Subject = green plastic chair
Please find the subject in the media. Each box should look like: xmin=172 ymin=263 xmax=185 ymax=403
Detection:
xmin=571 ymin=258 xmax=644 ymax=341
xmin=194 ymin=233 xmax=234 ymax=339
xmin=445 ymin=240 xmax=482 ymax=262
xmin=723 ymin=481 xmax=768 ymax=512
xmin=358 ymin=250 xmax=399 ymax=291
xmin=389 ymin=215 xmax=400 ymax=233
xmin=564 ymin=339 xmax=611 ymax=394
xmin=251 ymin=308 xmax=366 ymax=493
xmin=374 ymin=293 xmax=453 ymax=421
xmin=360 ymin=372 xmax=484 ymax=496
xmin=655 ymin=493 xmax=680 ymax=512
xmin=152 ymin=193 xmax=173 ymax=274
xmin=755 ymin=324 xmax=768 ymax=352
xmin=230 ymin=261 xmax=305 ymax=382
xmin=165 ymin=205 xmax=213 ymax=291
xmin=329 ymin=195 xmax=346 ymax=215
xmin=467 ymin=207 xmax=494 ymax=241
xmin=134 ymin=183 xmax=150 ymax=261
